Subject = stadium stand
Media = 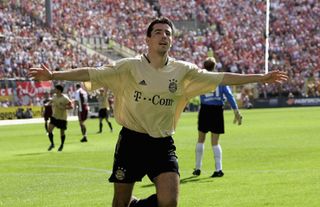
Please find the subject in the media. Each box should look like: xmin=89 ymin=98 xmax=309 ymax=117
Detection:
xmin=0 ymin=3 xmax=109 ymax=107
xmin=1 ymin=0 xmax=319 ymax=108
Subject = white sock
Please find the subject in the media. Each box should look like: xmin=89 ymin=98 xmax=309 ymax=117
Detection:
xmin=213 ymin=144 xmax=222 ymax=171
xmin=195 ymin=143 xmax=204 ymax=170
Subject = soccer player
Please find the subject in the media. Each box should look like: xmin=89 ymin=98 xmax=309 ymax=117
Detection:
xmin=46 ymin=85 xmax=73 ymax=152
xmin=97 ymin=88 xmax=113 ymax=133
xmin=74 ymin=83 xmax=89 ymax=142
xmin=193 ymin=57 xmax=242 ymax=178
xmin=41 ymin=92 xmax=52 ymax=134
xmin=29 ymin=17 xmax=288 ymax=207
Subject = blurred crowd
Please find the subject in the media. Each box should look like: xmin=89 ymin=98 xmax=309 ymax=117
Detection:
xmin=267 ymin=0 xmax=320 ymax=98
xmin=161 ymin=0 xmax=320 ymax=98
xmin=13 ymin=0 xmax=156 ymax=54
xmin=1 ymin=0 xmax=319 ymax=107
xmin=0 ymin=5 xmax=107 ymax=79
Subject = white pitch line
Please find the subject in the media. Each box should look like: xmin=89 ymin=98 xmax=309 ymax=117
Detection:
xmin=2 ymin=163 xmax=318 ymax=174
xmin=1 ymin=163 xmax=112 ymax=174
xmin=35 ymin=164 xmax=112 ymax=173
xmin=0 ymin=116 xmax=78 ymax=126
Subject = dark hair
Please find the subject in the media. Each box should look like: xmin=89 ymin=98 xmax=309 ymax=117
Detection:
xmin=55 ymin=84 xmax=64 ymax=92
xmin=146 ymin=17 xmax=175 ymax=37
xmin=76 ymin=83 xmax=81 ymax=89
xmin=203 ymin=57 xmax=216 ymax=72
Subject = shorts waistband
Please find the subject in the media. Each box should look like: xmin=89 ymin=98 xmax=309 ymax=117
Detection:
xmin=121 ymin=127 xmax=171 ymax=139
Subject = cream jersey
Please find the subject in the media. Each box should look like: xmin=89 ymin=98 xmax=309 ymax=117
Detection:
xmin=85 ymin=55 xmax=224 ymax=137
xmin=98 ymin=93 xmax=110 ymax=109
xmin=51 ymin=94 xmax=71 ymax=121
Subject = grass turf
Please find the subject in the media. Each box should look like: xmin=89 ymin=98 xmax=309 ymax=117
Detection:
xmin=0 ymin=107 xmax=319 ymax=207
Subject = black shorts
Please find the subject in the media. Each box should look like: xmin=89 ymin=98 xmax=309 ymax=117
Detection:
xmin=98 ymin=108 xmax=109 ymax=119
xmin=50 ymin=117 xmax=67 ymax=130
xmin=198 ymin=104 xmax=224 ymax=134
xmin=108 ymin=127 xmax=179 ymax=183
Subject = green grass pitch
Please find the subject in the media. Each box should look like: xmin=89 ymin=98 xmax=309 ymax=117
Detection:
xmin=0 ymin=107 xmax=319 ymax=207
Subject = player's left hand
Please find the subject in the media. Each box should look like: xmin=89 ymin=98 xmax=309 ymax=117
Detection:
xmin=233 ymin=110 xmax=242 ymax=125
xmin=262 ymin=70 xmax=288 ymax=84
xmin=28 ymin=64 xmax=52 ymax=81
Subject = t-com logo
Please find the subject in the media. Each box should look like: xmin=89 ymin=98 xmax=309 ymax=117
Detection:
xmin=134 ymin=91 xmax=174 ymax=106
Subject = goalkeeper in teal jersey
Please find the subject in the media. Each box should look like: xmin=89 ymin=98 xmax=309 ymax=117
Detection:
xmin=193 ymin=57 xmax=243 ymax=177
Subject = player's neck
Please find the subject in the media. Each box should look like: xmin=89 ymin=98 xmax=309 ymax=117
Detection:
xmin=145 ymin=52 xmax=168 ymax=69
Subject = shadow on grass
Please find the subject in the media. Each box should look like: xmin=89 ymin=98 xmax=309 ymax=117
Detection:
xmin=141 ymin=175 xmax=214 ymax=188
xmin=180 ymin=175 xmax=214 ymax=184
xmin=15 ymin=152 xmax=46 ymax=156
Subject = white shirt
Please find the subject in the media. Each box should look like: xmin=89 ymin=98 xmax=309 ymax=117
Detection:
xmin=75 ymin=88 xmax=88 ymax=112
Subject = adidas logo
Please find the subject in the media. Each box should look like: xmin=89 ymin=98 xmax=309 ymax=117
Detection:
xmin=139 ymin=80 xmax=147 ymax=85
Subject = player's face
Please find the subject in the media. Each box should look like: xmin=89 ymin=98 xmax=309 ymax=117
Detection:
xmin=146 ymin=23 xmax=173 ymax=54
xmin=54 ymin=88 xmax=61 ymax=95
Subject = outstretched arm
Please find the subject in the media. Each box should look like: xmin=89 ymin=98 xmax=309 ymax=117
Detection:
xmin=221 ymin=70 xmax=288 ymax=85
xmin=28 ymin=64 xmax=90 ymax=81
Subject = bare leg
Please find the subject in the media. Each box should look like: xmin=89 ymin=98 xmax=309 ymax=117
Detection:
xmin=210 ymin=133 xmax=220 ymax=146
xmin=58 ymin=129 xmax=66 ymax=151
xmin=47 ymin=123 xmax=55 ymax=151
xmin=98 ymin=117 xmax=103 ymax=133
xmin=44 ymin=120 xmax=49 ymax=133
xmin=79 ymin=120 xmax=87 ymax=142
xmin=112 ymin=183 xmax=135 ymax=207
xmin=154 ymin=172 xmax=179 ymax=207
xmin=106 ymin=117 xmax=113 ymax=132
xmin=197 ymin=131 xmax=206 ymax=143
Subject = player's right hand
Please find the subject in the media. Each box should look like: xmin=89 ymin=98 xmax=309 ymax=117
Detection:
xmin=233 ymin=110 xmax=242 ymax=125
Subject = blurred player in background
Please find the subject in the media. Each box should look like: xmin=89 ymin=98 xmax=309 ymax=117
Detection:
xmin=41 ymin=92 xmax=52 ymax=134
xmin=29 ymin=17 xmax=288 ymax=207
xmin=193 ymin=57 xmax=242 ymax=178
xmin=75 ymin=83 xmax=89 ymax=142
xmin=47 ymin=84 xmax=73 ymax=152
xmin=97 ymin=88 xmax=113 ymax=133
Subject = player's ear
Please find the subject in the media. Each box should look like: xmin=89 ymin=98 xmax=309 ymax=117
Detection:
xmin=146 ymin=36 xmax=150 ymax=46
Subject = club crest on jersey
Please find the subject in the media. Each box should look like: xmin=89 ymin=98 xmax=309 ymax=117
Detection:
xmin=115 ymin=167 xmax=126 ymax=180
xmin=168 ymin=79 xmax=177 ymax=93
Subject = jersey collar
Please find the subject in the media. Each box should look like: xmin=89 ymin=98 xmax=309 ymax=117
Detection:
xmin=143 ymin=54 xmax=169 ymax=66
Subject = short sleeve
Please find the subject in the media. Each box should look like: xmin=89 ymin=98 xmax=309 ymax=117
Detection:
xmin=84 ymin=59 xmax=130 ymax=93
xmin=182 ymin=63 xmax=224 ymax=99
